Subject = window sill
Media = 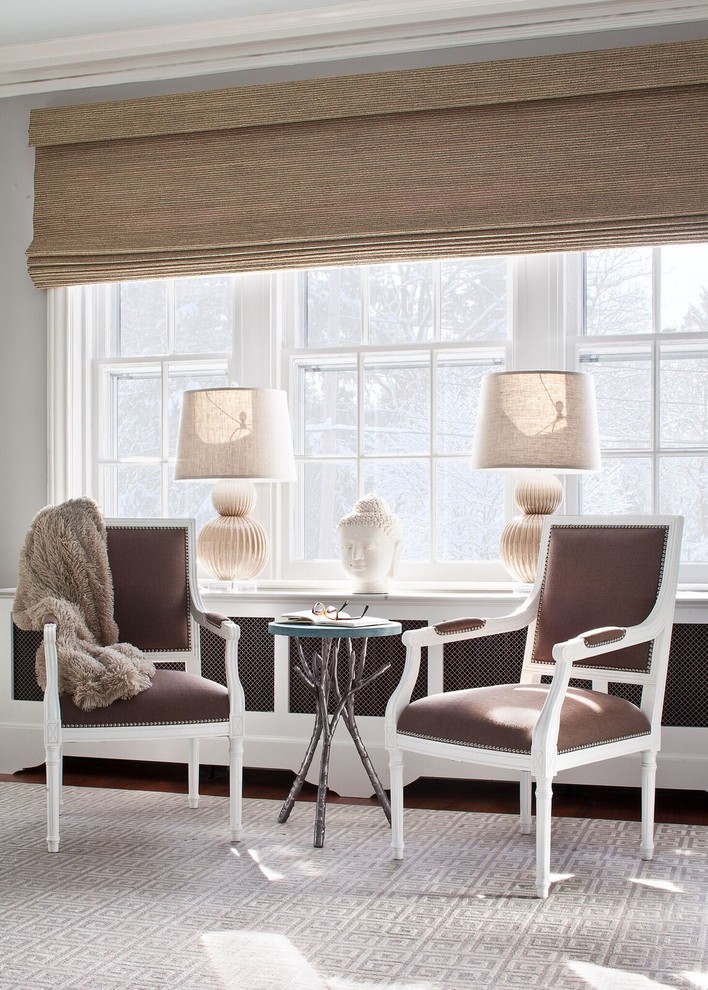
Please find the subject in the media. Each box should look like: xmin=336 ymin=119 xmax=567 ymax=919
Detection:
xmin=196 ymin=581 xmax=708 ymax=623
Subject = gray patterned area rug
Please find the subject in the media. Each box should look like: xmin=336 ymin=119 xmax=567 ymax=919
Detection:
xmin=0 ymin=783 xmax=706 ymax=990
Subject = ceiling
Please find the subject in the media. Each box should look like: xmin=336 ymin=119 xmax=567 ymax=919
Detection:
xmin=1 ymin=0 xmax=707 ymax=97
xmin=1 ymin=0 xmax=357 ymax=46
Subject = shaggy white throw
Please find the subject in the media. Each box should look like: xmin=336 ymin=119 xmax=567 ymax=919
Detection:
xmin=13 ymin=498 xmax=155 ymax=711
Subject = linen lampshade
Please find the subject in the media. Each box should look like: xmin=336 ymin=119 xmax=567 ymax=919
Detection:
xmin=471 ymin=371 xmax=601 ymax=582
xmin=175 ymin=387 xmax=296 ymax=581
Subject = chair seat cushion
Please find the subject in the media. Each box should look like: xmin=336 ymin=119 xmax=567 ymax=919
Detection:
xmin=398 ymin=683 xmax=651 ymax=754
xmin=60 ymin=668 xmax=229 ymax=728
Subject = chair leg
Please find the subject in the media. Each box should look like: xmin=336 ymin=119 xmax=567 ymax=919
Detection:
xmin=520 ymin=771 xmax=532 ymax=834
xmin=188 ymin=738 xmax=199 ymax=809
xmin=229 ymin=735 xmax=243 ymax=843
xmin=640 ymin=750 xmax=657 ymax=860
xmin=389 ymin=747 xmax=405 ymax=860
xmin=46 ymin=743 xmax=61 ymax=853
xmin=535 ymin=774 xmax=553 ymax=898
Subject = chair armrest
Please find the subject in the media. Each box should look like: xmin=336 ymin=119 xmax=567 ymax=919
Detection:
xmin=532 ymin=617 xmax=664 ymax=772
xmin=41 ymin=620 xmax=62 ymax=733
xmin=552 ymin=617 xmax=660 ymax=668
xmin=402 ymin=596 xmax=538 ymax=649
xmin=191 ymin=606 xmax=244 ymax=716
xmin=191 ymin=605 xmax=240 ymax=642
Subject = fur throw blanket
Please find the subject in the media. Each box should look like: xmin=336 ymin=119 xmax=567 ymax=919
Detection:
xmin=13 ymin=497 xmax=155 ymax=711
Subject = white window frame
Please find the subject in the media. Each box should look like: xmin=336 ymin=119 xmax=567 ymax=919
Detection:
xmin=277 ymin=257 xmax=530 ymax=584
xmin=47 ymin=251 xmax=707 ymax=587
xmin=564 ymin=249 xmax=708 ymax=586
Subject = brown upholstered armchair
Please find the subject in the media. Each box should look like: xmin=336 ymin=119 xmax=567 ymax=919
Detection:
xmin=42 ymin=518 xmax=243 ymax=852
xmin=385 ymin=515 xmax=683 ymax=897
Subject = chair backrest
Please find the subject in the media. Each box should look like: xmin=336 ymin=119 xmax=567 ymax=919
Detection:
xmin=524 ymin=516 xmax=682 ymax=684
xmin=105 ymin=519 xmax=199 ymax=664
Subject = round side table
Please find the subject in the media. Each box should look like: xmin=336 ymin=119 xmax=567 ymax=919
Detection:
xmin=268 ymin=619 xmax=402 ymax=848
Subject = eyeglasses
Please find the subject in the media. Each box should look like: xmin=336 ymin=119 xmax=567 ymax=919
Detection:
xmin=312 ymin=600 xmax=370 ymax=621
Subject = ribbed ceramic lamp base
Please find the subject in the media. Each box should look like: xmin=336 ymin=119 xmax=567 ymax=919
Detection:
xmin=501 ymin=474 xmax=563 ymax=583
xmin=198 ymin=480 xmax=269 ymax=581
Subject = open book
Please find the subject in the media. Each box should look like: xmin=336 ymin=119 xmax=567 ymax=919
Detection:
xmin=278 ymin=609 xmax=391 ymax=628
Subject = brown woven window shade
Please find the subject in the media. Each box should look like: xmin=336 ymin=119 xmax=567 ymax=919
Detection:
xmin=27 ymin=38 xmax=708 ymax=288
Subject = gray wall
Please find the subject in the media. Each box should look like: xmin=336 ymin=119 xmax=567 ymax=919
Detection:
xmin=1 ymin=21 xmax=706 ymax=587
xmin=0 ymin=95 xmax=47 ymax=588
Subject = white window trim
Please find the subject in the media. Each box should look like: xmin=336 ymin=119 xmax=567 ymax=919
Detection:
xmin=48 ymin=252 xmax=708 ymax=588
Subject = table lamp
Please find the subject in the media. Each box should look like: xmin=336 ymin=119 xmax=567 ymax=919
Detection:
xmin=175 ymin=386 xmax=296 ymax=582
xmin=470 ymin=370 xmax=601 ymax=583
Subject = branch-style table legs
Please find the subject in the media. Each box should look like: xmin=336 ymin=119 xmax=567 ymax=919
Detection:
xmin=279 ymin=634 xmax=391 ymax=847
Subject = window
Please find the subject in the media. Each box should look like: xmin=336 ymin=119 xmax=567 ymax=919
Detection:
xmin=567 ymin=245 xmax=708 ymax=574
xmin=91 ymin=278 xmax=233 ymax=528
xmin=285 ymin=259 xmax=510 ymax=581
xmin=52 ymin=245 xmax=708 ymax=585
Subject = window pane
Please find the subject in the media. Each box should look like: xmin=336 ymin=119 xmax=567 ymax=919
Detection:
xmin=368 ymin=262 xmax=434 ymax=345
xmin=440 ymin=257 xmax=508 ymax=341
xmin=115 ymin=374 xmax=161 ymax=459
xmin=363 ymin=461 xmax=430 ymax=560
xmin=102 ymin=465 xmax=162 ymax=517
xmin=300 ymin=363 xmax=357 ymax=456
xmin=584 ymin=248 xmax=652 ymax=335
xmin=580 ymin=457 xmax=652 ymax=514
xmin=438 ymin=461 xmax=505 ymax=560
xmin=436 ymin=356 xmax=501 ymax=454
xmin=168 ymin=366 xmax=229 ymax=458
xmin=305 ymin=268 xmax=362 ymax=347
xmin=298 ymin=461 xmax=357 ymax=560
xmin=579 ymin=349 xmax=652 ymax=449
xmin=660 ymin=344 xmax=708 ymax=449
xmin=118 ymin=281 xmax=168 ymax=356
xmin=168 ymin=479 xmax=214 ymax=532
xmin=659 ymin=457 xmax=707 ymax=561
xmin=364 ymin=359 xmax=430 ymax=455
xmin=660 ymin=244 xmax=708 ymax=333
xmin=174 ymin=276 xmax=234 ymax=354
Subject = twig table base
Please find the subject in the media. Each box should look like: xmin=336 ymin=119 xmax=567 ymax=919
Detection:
xmin=268 ymin=619 xmax=402 ymax=848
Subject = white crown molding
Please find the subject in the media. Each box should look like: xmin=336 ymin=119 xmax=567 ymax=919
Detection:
xmin=1 ymin=0 xmax=707 ymax=98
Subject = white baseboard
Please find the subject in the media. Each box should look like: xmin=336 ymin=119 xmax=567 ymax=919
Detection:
xmin=0 ymin=722 xmax=45 ymax=775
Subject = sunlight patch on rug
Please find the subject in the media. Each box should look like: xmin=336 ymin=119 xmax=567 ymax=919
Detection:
xmin=247 ymin=846 xmax=285 ymax=881
xmin=629 ymin=877 xmax=684 ymax=893
xmin=568 ymin=960 xmax=676 ymax=989
xmin=202 ymin=932 xmax=327 ymax=989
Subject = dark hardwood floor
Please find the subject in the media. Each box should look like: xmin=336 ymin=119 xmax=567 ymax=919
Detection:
xmin=2 ymin=756 xmax=706 ymax=824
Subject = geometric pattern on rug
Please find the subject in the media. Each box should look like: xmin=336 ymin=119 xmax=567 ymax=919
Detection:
xmin=0 ymin=783 xmax=706 ymax=990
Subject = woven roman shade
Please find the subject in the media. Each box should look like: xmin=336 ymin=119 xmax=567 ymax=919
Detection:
xmin=27 ymin=38 xmax=708 ymax=288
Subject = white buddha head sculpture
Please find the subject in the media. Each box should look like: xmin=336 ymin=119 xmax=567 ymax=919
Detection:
xmin=337 ymin=494 xmax=403 ymax=594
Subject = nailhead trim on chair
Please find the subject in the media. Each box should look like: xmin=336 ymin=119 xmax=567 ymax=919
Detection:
xmin=531 ymin=523 xmax=669 ymax=674
xmin=61 ymin=717 xmax=228 ymax=728
xmin=434 ymin=618 xmax=486 ymax=636
xmin=583 ymin=628 xmax=627 ymax=648
xmin=397 ymin=727 xmax=651 ymax=755
xmin=108 ymin=523 xmax=193 ymax=654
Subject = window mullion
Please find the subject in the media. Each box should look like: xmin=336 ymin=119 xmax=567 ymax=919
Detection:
xmin=358 ymin=269 xmax=369 ymax=496
xmin=652 ymin=337 xmax=661 ymax=513
xmin=430 ymin=262 xmax=441 ymax=563
xmin=651 ymin=249 xmax=662 ymax=515
xmin=166 ymin=280 xmax=176 ymax=354
xmin=161 ymin=358 xmax=170 ymax=517
xmin=357 ymin=350 xmax=364 ymax=497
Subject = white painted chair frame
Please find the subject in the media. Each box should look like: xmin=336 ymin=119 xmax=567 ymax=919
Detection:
xmin=42 ymin=518 xmax=244 ymax=852
xmin=385 ymin=514 xmax=683 ymax=898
